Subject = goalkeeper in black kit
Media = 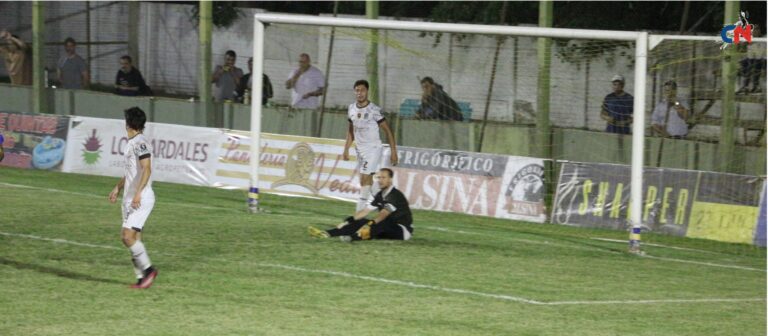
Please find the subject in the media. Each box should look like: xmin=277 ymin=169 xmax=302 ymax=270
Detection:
xmin=309 ymin=168 xmax=413 ymax=241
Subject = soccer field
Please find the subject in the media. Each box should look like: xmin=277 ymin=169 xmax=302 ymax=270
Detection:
xmin=0 ymin=167 xmax=765 ymax=335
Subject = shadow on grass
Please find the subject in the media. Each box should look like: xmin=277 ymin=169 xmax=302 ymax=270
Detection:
xmin=0 ymin=257 xmax=124 ymax=285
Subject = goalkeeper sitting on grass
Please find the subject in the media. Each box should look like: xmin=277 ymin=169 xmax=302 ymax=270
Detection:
xmin=309 ymin=168 xmax=413 ymax=241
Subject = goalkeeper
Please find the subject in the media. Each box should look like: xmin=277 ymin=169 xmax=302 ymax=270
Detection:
xmin=309 ymin=168 xmax=413 ymax=241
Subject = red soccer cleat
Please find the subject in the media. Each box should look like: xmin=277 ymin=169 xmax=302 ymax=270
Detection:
xmin=130 ymin=268 xmax=158 ymax=289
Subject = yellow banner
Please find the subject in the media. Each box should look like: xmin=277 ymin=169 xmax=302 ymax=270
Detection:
xmin=686 ymin=201 xmax=759 ymax=244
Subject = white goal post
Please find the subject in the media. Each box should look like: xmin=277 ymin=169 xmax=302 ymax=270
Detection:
xmin=250 ymin=13 xmax=648 ymax=251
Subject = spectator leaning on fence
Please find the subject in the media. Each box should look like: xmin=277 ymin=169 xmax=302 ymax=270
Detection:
xmin=212 ymin=50 xmax=243 ymax=102
xmin=115 ymin=55 xmax=150 ymax=97
xmin=651 ymin=80 xmax=690 ymax=139
xmin=237 ymin=57 xmax=273 ymax=105
xmin=0 ymin=30 xmax=32 ymax=85
xmin=600 ymin=75 xmax=634 ymax=134
xmin=416 ymin=77 xmax=463 ymax=121
xmin=57 ymin=37 xmax=90 ymax=90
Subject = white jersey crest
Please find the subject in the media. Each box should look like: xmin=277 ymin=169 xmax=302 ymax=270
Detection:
xmin=347 ymin=102 xmax=384 ymax=149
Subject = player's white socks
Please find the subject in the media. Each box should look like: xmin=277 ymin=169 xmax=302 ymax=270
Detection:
xmin=371 ymin=180 xmax=381 ymax=198
xmin=129 ymin=240 xmax=152 ymax=271
xmin=357 ymin=185 xmax=372 ymax=212
xmin=133 ymin=265 xmax=144 ymax=279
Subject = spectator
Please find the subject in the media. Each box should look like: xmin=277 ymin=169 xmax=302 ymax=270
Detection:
xmin=416 ymin=77 xmax=463 ymax=121
xmin=115 ymin=55 xmax=150 ymax=96
xmin=285 ymin=53 xmax=325 ymax=109
xmin=0 ymin=30 xmax=32 ymax=85
xmin=737 ymin=58 xmax=765 ymax=94
xmin=600 ymin=75 xmax=633 ymax=134
xmin=651 ymin=80 xmax=690 ymax=139
xmin=237 ymin=57 xmax=273 ymax=105
xmin=57 ymin=37 xmax=90 ymax=90
xmin=211 ymin=50 xmax=243 ymax=102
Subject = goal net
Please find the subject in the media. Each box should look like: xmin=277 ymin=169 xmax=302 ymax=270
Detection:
xmin=243 ymin=13 xmax=765 ymax=254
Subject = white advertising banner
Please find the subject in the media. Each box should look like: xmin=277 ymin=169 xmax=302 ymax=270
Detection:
xmin=214 ymin=130 xmax=362 ymax=201
xmin=494 ymin=157 xmax=547 ymax=222
xmin=63 ymin=116 xmax=223 ymax=186
xmin=387 ymin=147 xmax=546 ymax=223
xmin=214 ymin=132 xmax=546 ymax=222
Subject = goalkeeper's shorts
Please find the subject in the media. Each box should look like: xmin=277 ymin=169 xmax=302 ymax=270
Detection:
xmin=370 ymin=218 xmax=413 ymax=241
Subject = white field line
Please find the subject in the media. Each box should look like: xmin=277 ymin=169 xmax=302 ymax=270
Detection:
xmin=639 ymin=254 xmax=765 ymax=272
xmin=588 ymin=238 xmax=765 ymax=272
xmin=590 ymin=237 xmax=720 ymax=254
xmin=0 ymin=182 xmax=241 ymax=213
xmin=426 ymin=226 xmax=765 ymax=272
xmin=0 ymin=230 xmax=763 ymax=306
xmin=2 ymin=182 xmax=764 ymax=273
xmin=0 ymin=231 xmax=123 ymax=251
xmin=422 ymin=226 xmax=621 ymax=254
xmin=542 ymin=297 xmax=766 ymax=305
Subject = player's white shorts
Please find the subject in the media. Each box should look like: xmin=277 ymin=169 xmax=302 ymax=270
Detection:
xmin=355 ymin=145 xmax=383 ymax=175
xmin=122 ymin=198 xmax=155 ymax=231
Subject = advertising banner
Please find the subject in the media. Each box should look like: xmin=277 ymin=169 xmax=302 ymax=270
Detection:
xmin=62 ymin=116 xmax=223 ymax=186
xmin=686 ymin=172 xmax=764 ymax=244
xmin=214 ymin=133 xmax=547 ymax=223
xmin=552 ymin=162 xmax=764 ymax=244
xmin=214 ymin=130 xmax=361 ymax=200
xmin=390 ymin=147 xmax=546 ymax=222
xmin=0 ymin=112 xmax=69 ymax=171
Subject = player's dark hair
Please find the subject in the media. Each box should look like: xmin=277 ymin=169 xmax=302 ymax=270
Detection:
xmin=663 ymin=80 xmax=677 ymax=89
xmin=120 ymin=55 xmax=132 ymax=63
xmin=353 ymin=79 xmax=369 ymax=90
xmin=420 ymin=77 xmax=435 ymax=85
xmin=380 ymin=167 xmax=394 ymax=178
xmin=225 ymin=50 xmax=236 ymax=58
xmin=124 ymin=107 xmax=147 ymax=131
xmin=64 ymin=37 xmax=76 ymax=45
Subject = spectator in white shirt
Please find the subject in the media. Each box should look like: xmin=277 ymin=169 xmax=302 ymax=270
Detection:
xmin=651 ymin=80 xmax=690 ymax=139
xmin=285 ymin=53 xmax=325 ymax=109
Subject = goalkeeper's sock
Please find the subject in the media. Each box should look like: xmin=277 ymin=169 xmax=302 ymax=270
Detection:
xmin=356 ymin=185 xmax=372 ymax=212
xmin=128 ymin=240 xmax=152 ymax=271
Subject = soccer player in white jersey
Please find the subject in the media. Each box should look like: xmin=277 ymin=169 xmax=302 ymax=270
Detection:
xmin=343 ymin=79 xmax=398 ymax=212
xmin=108 ymin=107 xmax=158 ymax=289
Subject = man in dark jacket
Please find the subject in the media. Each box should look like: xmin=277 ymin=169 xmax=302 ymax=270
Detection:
xmin=115 ymin=55 xmax=150 ymax=96
xmin=237 ymin=57 xmax=274 ymax=105
xmin=416 ymin=77 xmax=463 ymax=121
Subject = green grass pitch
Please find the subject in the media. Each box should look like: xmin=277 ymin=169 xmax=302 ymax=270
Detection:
xmin=0 ymin=167 xmax=764 ymax=335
